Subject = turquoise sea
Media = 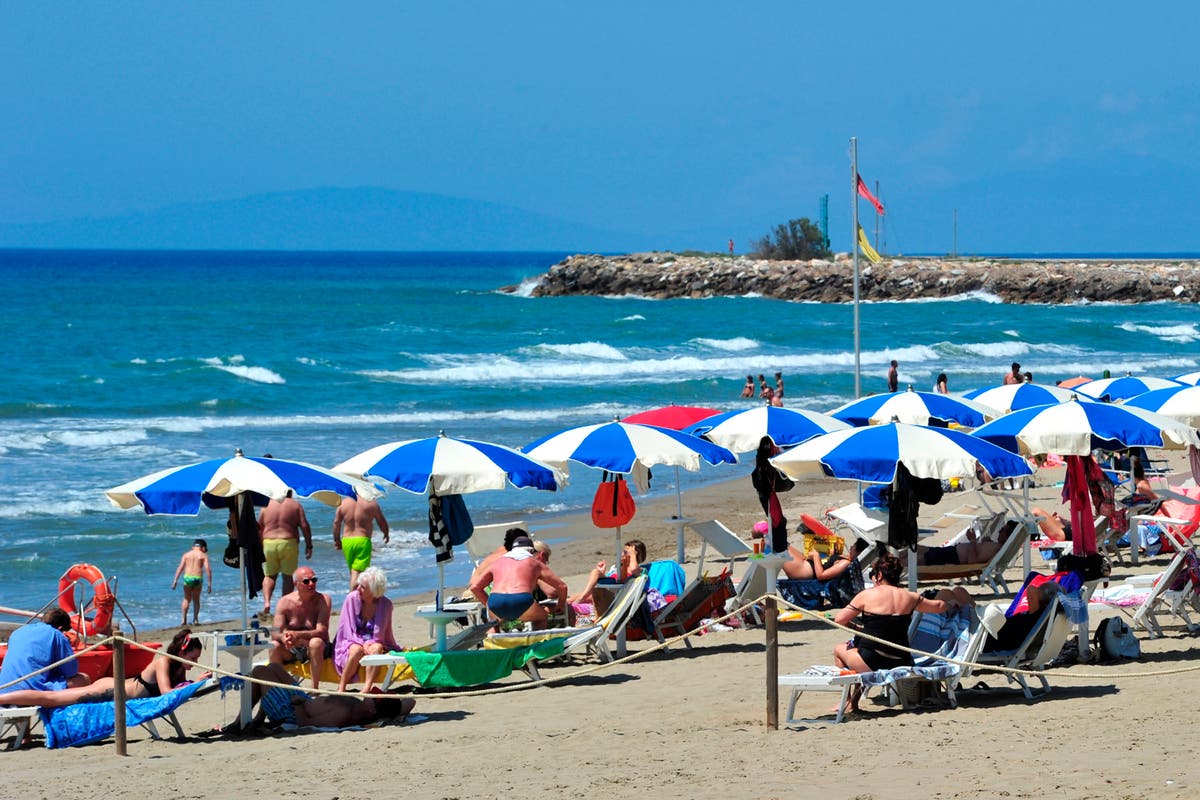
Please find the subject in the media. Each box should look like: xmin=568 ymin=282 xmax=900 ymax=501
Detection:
xmin=2 ymin=248 xmax=1198 ymax=631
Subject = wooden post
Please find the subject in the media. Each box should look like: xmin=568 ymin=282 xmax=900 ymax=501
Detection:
xmin=112 ymin=630 xmax=127 ymax=755
xmin=765 ymin=596 xmax=778 ymax=730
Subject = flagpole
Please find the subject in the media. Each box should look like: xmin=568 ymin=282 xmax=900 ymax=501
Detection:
xmin=851 ymin=137 xmax=861 ymax=399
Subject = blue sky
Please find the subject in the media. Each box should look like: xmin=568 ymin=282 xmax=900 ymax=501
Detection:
xmin=3 ymin=3 xmax=1198 ymax=253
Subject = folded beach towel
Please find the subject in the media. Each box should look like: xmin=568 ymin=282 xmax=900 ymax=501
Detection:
xmin=40 ymin=679 xmax=209 ymax=749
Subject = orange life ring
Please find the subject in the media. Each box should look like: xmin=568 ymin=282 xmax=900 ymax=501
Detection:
xmin=57 ymin=563 xmax=114 ymax=637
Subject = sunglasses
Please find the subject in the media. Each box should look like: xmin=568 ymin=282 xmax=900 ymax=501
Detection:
xmin=300 ymin=576 xmax=319 ymax=586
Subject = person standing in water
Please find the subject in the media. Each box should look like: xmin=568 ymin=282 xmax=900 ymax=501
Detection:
xmin=171 ymin=539 xmax=212 ymax=626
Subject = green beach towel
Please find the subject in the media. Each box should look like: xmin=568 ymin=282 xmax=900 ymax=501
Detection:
xmin=402 ymin=638 xmax=566 ymax=688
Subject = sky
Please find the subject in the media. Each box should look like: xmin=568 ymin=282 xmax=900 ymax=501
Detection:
xmin=3 ymin=3 xmax=1199 ymax=254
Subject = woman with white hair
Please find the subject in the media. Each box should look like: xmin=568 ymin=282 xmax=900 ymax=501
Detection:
xmin=334 ymin=566 xmax=400 ymax=693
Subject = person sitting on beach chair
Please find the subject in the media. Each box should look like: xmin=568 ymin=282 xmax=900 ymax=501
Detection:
xmin=567 ymin=539 xmax=646 ymax=620
xmin=270 ymin=566 xmax=333 ymax=690
xmin=469 ymin=533 xmax=568 ymax=629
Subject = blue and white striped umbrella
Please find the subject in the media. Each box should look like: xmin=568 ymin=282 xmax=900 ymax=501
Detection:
xmin=1073 ymin=374 xmax=1181 ymax=402
xmin=106 ymin=450 xmax=383 ymax=515
xmin=334 ymin=434 xmax=564 ymax=495
xmin=828 ymin=387 xmax=998 ymax=428
xmin=524 ymin=421 xmax=736 ymax=474
xmin=1173 ymin=371 xmax=1200 ymax=386
xmin=963 ymin=382 xmax=1090 ymax=414
xmin=971 ymin=398 xmax=1200 ymax=456
xmin=682 ymin=405 xmax=851 ymax=453
xmin=1124 ymin=385 xmax=1200 ymax=427
xmin=771 ymin=422 xmax=1032 ymax=484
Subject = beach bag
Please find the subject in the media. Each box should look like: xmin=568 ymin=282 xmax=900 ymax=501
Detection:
xmin=1056 ymin=552 xmax=1111 ymax=582
xmin=222 ymin=540 xmax=241 ymax=569
xmin=1094 ymin=616 xmax=1140 ymax=659
xmin=592 ymin=471 xmax=636 ymax=528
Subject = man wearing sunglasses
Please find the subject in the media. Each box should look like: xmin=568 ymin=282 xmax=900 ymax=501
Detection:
xmin=269 ymin=566 xmax=332 ymax=690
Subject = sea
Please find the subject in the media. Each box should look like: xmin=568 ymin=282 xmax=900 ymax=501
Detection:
xmin=2 ymin=248 xmax=1198 ymax=632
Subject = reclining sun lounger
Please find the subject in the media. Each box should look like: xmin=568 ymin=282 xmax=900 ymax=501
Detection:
xmin=961 ymin=593 xmax=1070 ymax=700
xmin=0 ymin=705 xmax=40 ymax=750
xmin=38 ymin=677 xmax=216 ymax=749
xmin=779 ymin=606 xmax=980 ymax=726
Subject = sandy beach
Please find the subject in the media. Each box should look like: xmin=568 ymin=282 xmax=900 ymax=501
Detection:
xmin=5 ymin=457 xmax=1199 ymax=800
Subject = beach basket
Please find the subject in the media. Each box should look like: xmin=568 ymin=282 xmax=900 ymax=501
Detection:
xmin=802 ymin=531 xmax=845 ymax=557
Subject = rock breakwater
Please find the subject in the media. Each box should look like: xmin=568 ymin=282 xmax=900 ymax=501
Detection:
xmin=523 ymin=253 xmax=1200 ymax=304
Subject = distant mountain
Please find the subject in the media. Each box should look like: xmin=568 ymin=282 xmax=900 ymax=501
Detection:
xmin=0 ymin=187 xmax=648 ymax=251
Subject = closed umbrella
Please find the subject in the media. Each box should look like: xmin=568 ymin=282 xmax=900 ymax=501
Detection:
xmin=524 ymin=421 xmax=736 ymax=566
xmin=828 ymin=387 xmax=998 ymax=428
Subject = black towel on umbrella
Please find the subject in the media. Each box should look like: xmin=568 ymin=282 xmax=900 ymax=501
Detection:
xmin=428 ymin=493 xmax=453 ymax=564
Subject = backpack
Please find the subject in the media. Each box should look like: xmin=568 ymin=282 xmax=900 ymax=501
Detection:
xmin=1094 ymin=616 xmax=1140 ymax=660
xmin=591 ymin=471 xmax=636 ymax=528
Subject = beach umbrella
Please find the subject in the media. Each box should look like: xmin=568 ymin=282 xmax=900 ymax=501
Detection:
xmin=963 ymin=382 xmax=1092 ymax=414
xmin=971 ymin=397 xmax=1200 ymax=457
xmin=1173 ymin=371 xmax=1200 ymax=386
xmin=622 ymin=405 xmax=722 ymax=430
xmin=828 ymin=387 xmax=998 ymax=428
xmin=622 ymin=405 xmax=724 ymax=560
xmin=106 ymin=450 xmax=381 ymax=515
xmin=682 ymin=405 xmax=851 ymax=453
xmin=1073 ymin=374 xmax=1181 ymax=403
xmin=524 ymin=421 xmax=736 ymax=566
xmin=771 ymin=421 xmax=1033 ymax=485
xmin=333 ymin=433 xmax=563 ymax=495
xmin=106 ymin=449 xmax=382 ymax=627
xmin=1123 ymin=385 xmax=1200 ymax=427
xmin=334 ymin=433 xmax=563 ymax=610
xmin=1057 ymin=375 xmax=1093 ymax=389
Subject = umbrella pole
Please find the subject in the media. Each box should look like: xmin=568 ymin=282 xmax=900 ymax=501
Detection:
xmin=437 ymin=563 xmax=445 ymax=612
xmin=237 ymin=494 xmax=249 ymax=632
xmin=673 ymin=466 xmax=687 ymax=563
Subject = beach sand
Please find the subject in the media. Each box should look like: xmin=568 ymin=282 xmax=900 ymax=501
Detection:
xmin=5 ymin=459 xmax=1199 ymax=800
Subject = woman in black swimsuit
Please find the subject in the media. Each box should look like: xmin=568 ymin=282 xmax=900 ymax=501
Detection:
xmin=128 ymin=628 xmax=205 ymax=698
xmin=0 ymin=628 xmax=206 ymax=708
xmin=832 ymin=555 xmax=958 ymax=712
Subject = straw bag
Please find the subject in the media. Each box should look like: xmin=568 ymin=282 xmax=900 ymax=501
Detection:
xmin=592 ymin=471 xmax=636 ymax=528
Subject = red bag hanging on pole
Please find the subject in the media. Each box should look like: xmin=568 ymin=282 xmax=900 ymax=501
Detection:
xmin=592 ymin=471 xmax=636 ymax=528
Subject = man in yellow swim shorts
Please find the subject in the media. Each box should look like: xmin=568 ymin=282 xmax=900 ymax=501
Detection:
xmin=258 ymin=490 xmax=313 ymax=619
xmin=333 ymin=495 xmax=390 ymax=589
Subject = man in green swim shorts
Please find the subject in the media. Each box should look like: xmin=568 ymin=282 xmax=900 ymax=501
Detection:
xmin=333 ymin=495 xmax=390 ymax=589
xmin=171 ymin=539 xmax=212 ymax=626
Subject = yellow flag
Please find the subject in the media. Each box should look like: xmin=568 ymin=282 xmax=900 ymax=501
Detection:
xmin=857 ymin=225 xmax=882 ymax=264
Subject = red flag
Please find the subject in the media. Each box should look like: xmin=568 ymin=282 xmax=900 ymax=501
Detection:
xmin=857 ymin=174 xmax=885 ymax=215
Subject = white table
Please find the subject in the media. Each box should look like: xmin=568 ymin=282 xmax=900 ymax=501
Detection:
xmin=218 ymin=640 xmax=268 ymax=729
xmin=415 ymin=608 xmax=465 ymax=652
xmin=415 ymin=601 xmax=484 ymax=639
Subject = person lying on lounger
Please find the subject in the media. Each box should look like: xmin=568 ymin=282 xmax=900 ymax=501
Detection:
xmin=246 ymin=663 xmax=415 ymax=729
xmin=916 ymin=521 xmax=1016 ymax=566
xmin=1032 ymin=507 xmax=1070 ymax=541
xmin=782 ymin=538 xmax=869 ymax=581
xmin=0 ymin=628 xmax=207 ymax=708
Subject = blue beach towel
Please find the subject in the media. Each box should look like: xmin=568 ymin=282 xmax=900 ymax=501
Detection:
xmin=40 ymin=679 xmax=209 ymax=749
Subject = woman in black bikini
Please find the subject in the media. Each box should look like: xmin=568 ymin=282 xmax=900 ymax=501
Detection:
xmin=0 ymin=628 xmax=206 ymax=708
xmin=832 ymin=555 xmax=958 ymax=712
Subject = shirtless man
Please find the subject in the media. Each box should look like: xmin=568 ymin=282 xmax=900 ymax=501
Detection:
xmin=269 ymin=566 xmax=332 ymax=689
xmin=1003 ymin=362 xmax=1022 ymax=385
xmin=332 ymin=495 xmax=390 ymax=589
xmin=258 ymin=491 xmax=313 ymax=617
xmin=170 ymin=539 xmax=213 ymax=626
xmin=887 ymin=360 xmax=899 ymax=393
xmin=468 ymin=534 xmax=567 ymax=629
